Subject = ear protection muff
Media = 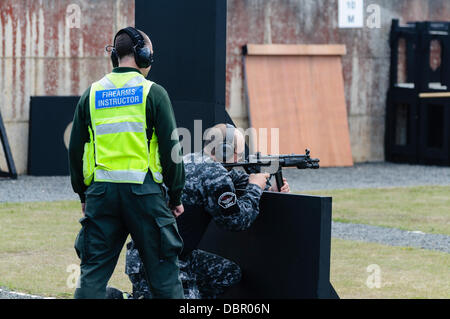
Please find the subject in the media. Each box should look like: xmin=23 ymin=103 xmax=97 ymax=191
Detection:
xmin=215 ymin=124 xmax=236 ymax=162
xmin=108 ymin=27 xmax=154 ymax=68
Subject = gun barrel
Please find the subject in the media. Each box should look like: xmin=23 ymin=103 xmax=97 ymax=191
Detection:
xmin=221 ymin=161 xmax=272 ymax=168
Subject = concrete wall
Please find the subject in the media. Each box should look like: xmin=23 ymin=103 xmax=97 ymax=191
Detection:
xmin=2 ymin=0 xmax=450 ymax=174
xmin=225 ymin=0 xmax=450 ymax=163
xmin=0 ymin=0 xmax=134 ymax=174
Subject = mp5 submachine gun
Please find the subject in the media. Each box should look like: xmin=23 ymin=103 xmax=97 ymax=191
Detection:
xmin=222 ymin=149 xmax=320 ymax=192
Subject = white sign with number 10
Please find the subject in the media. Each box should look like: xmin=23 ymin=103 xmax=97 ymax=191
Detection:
xmin=339 ymin=0 xmax=364 ymax=28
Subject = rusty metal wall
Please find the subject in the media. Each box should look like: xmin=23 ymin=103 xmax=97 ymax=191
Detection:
xmin=2 ymin=0 xmax=450 ymax=174
xmin=226 ymin=0 xmax=450 ymax=163
xmin=0 ymin=0 xmax=134 ymax=174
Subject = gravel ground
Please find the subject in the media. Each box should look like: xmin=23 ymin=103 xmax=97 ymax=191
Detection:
xmin=0 ymin=287 xmax=45 ymax=299
xmin=0 ymin=176 xmax=77 ymax=203
xmin=1 ymin=162 xmax=449 ymax=203
xmin=281 ymin=162 xmax=450 ymax=191
xmin=332 ymin=222 xmax=450 ymax=253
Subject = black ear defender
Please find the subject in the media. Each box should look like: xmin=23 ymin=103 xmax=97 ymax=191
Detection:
xmin=107 ymin=27 xmax=154 ymax=68
xmin=215 ymin=124 xmax=236 ymax=162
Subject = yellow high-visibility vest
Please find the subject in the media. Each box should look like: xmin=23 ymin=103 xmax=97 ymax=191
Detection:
xmin=82 ymin=71 xmax=163 ymax=185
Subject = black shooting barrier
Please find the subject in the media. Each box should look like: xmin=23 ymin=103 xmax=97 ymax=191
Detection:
xmin=0 ymin=109 xmax=17 ymax=178
xmin=386 ymin=19 xmax=450 ymax=166
xmin=28 ymin=96 xmax=78 ymax=176
xmin=198 ymin=191 xmax=339 ymax=299
xmin=135 ymin=0 xmax=227 ymax=155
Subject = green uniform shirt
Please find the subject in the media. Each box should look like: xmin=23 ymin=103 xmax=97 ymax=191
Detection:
xmin=68 ymin=67 xmax=185 ymax=206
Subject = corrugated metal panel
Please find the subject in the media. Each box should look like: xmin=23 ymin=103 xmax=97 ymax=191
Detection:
xmin=0 ymin=0 xmax=135 ymax=173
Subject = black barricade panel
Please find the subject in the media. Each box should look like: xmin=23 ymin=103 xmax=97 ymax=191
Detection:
xmin=385 ymin=88 xmax=420 ymax=163
xmin=136 ymin=0 xmax=228 ymax=154
xmin=136 ymin=0 xmax=226 ymax=105
xmin=387 ymin=19 xmax=450 ymax=166
xmin=198 ymin=192 xmax=338 ymax=299
xmin=28 ymin=96 xmax=79 ymax=176
xmin=0 ymin=109 xmax=17 ymax=178
xmin=418 ymin=99 xmax=450 ymax=165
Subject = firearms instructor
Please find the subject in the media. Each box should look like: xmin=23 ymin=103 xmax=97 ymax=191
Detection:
xmin=68 ymin=27 xmax=185 ymax=299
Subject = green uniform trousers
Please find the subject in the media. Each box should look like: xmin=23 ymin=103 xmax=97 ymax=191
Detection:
xmin=74 ymin=173 xmax=184 ymax=299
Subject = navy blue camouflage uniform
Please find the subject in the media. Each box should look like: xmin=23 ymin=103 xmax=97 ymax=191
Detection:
xmin=125 ymin=152 xmax=264 ymax=299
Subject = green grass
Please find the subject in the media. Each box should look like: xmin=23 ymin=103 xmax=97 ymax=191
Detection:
xmin=0 ymin=201 xmax=131 ymax=298
xmin=330 ymin=238 xmax=450 ymax=299
xmin=0 ymin=187 xmax=449 ymax=298
xmin=299 ymin=186 xmax=450 ymax=235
